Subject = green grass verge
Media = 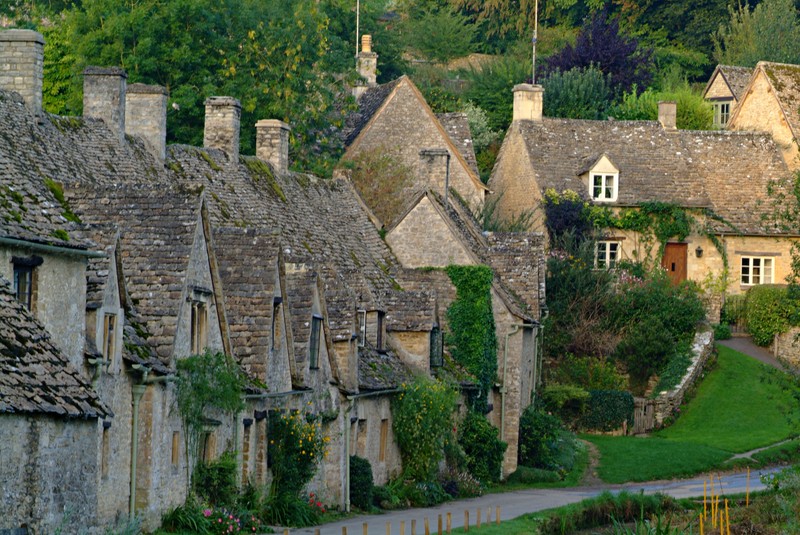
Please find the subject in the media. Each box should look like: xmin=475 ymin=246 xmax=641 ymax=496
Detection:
xmin=655 ymin=346 xmax=797 ymax=452
xmin=488 ymin=440 xmax=589 ymax=493
xmin=584 ymin=345 xmax=800 ymax=483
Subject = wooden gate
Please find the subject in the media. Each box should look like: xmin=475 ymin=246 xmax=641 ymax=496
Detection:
xmin=632 ymin=397 xmax=655 ymax=435
xmin=661 ymin=243 xmax=688 ymax=285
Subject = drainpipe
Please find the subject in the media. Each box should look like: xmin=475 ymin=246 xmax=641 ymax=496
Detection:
xmin=129 ymin=366 xmax=175 ymax=519
xmin=343 ymin=388 xmax=402 ymax=512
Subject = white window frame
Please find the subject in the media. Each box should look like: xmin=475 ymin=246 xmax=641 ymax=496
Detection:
xmin=713 ymin=101 xmax=731 ymax=128
xmin=591 ymin=173 xmax=618 ymax=202
xmin=595 ymin=240 xmax=621 ymax=269
xmin=741 ymin=256 xmax=773 ymax=286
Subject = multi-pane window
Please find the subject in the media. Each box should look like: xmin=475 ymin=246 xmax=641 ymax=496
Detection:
xmin=596 ymin=241 xmax=620 ymax=269
xmin=309 ymin=314 xmax=322 ymax=369
xmin=190 ymin=301 xmax=208 ymax=355
xmin=591 ymin=173 xmax=618 ymax=202
xmin=741 ymin=257 xmax=773 ymax=285
xmin=102 ymin=313 xmax=117 ymax=361
xmin=13 ymin=264 xmax=34 ymax=310
xmin=713 ymin=102 xmax=731 ymax=128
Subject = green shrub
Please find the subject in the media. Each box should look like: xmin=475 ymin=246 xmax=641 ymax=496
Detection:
xmin=713 ymin=322 xmax=732 ymax=340
xmin=746 ymin=285 xmax=791 ymax=346
xmin=540 ymin=384 xmax=590 ymax=425
xmin=349 ymin=455 xmax=374 ymax=510
xmin=397 ymin=480 xmax=450 ymax=507
xmin=506 ymin=466 xmax=562 ymax=484
xmin=267 ymin=410 xmax=327 ymax=498
xmin=372 ymin=485 xmax=403 ymax=510
xmin=580 ymin=390 xmax=634 ymax=432
xmin=721 ymin=293 xmax=748 ymax=325
xmin=263 ymin=492 xmax=321 ymax=527
xmin=542 ymin=66 xmax=613 ymax=120
xmin=193 ymin=450 xmax=238 ymax=508
xmin=518 ymin=406 xmax=563 ymax=469
xmin=392 ymin=376 xmax=458 ymax=481
xmin=457 ymin=411 xmax=507 ymax=484
xmin=161 ymin=497 xmax=211 ymax=534
xmin=550 ymin=354 xmax=628 ymax=391
xmin=439 ymin=468 xmax=484 ymax=498
xmin=614 ymin=316 xmax=675 ymax=385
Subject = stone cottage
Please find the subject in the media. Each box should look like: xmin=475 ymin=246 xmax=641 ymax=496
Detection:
xmin=490 ymin=84 xmax=796 ymax=306
xmin=0 ymin=27 xmax=547 ymax=533
xmin=702 ymin=64 xmax=752 ymax=128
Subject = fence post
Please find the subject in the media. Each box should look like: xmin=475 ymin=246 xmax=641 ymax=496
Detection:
xmin=446 ymin=512 xmax=452 ymax=535
xmin=364 ymin=523 xmax=369 ymax=535
xmin=387 ymin=521 xmax=391 ymax=535
xmin=477 ymin=508 xmax=481 ymax=529
xmin=412 ymin=519 xmax=416 ymax=535
xmin=464 ymin=510 xmax=469 ymax=532
xmin=401 ymin=520 xmax=405 ymax=535
xmin=438 ymin=514 xmax=443 ymax=535
xmin=425 ymin=517 xmax=430 ymax=535
xmin=495 ymin=506 xmax=500 ymax=525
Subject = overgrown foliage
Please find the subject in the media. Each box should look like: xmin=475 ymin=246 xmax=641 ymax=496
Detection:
xmin=518 ymin=405 xmax=563 ymax=469
xmin=542 ymin=66 xmax=613 ymax=120
xmin=612 ymin=83 xmax=713 ymax=130
xmin=192 ymin=451 xmax=238 ymax=508
xmin=349 ymin=456 xmax=375 ymax=511
xmin=540 ymin=384 xmax=590 ymax=426
xmin=457 ymin=411 xmax=507 ymax=484
xmin=580 ymin=390 xmax=634 ymax=432
xmin=175 ymin=350 xmax=247 ymax=484
xmin=445 ymin=265 xmax=497 ymax=411
xmin=745 ymin=285 xmax=794 ymax=346
xmin=342 ymin=148 xmax=414 ymax=227
xmin=267 ymin=410 xmax=327 ymax=500
xmin=402 ymin=7 xmax=476 ymax=62
xmin=465 ymin=56 xmax=529 ymax=132
xmin=714 ymin=0 xmax=800 ymax=67
xmin=391 ymin=376 xmax=458 ymax=481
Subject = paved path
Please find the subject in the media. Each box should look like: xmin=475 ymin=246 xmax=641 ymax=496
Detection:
xmin=286 ymin=467 xmax=780 ymax=535
xmin=717 ymin=337 xmax=784 ymax=370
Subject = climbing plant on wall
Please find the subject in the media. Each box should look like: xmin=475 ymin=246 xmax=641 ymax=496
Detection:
xmin=175 ymin=350 xmax=247 ymax=486
xmin=445 ymin=265 xmax=497 ymax=412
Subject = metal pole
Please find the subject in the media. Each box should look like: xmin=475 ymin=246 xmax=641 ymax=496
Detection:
xmin=356 ymin=0 xmax=361 ymax=66
xmin=532 ymin=0 xmax=539 ymax=84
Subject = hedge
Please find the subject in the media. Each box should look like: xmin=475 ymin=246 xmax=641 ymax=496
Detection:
xmin=580 ymin=390 xmax=634 ymax=432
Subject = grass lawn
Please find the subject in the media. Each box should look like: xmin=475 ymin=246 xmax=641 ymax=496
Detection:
xmin=584 ymin=345 xmax=799 ymax=484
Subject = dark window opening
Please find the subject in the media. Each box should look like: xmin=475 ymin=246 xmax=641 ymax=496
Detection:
xmin=309 ymin=314 xmax=323 ymax=369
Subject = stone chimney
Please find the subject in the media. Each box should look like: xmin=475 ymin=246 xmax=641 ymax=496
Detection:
xmin=353 ymin=34 xmax=378 ymax=99
xmin=125 ymin=83 xmax=168 ymax=162
xmin=513 ymin=84 xmax=544 ymax=122
xmin=419 ymin=148 xmax=451 ymax=205
xmin=83 ymin=67 xmax=128 ymax=144
xmin=0 ymin=29 xmax=45 ymax=116
xmin=256 ymin=119 xmax=291 ymax=175
xmin=203 ymin=96 xmax=241 ymax=164
xmin=658 ymin=100 xmax=677 ymax=131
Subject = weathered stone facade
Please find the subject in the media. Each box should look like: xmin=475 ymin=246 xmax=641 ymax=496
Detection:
xmin=0 ymin=29 xmax=44 ymax=115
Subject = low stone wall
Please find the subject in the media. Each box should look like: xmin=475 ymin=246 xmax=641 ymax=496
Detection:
xmin=773 ymin=327 xmax=800 ymax=368
xmin=633 ymin=328 xmax=714 ymax=434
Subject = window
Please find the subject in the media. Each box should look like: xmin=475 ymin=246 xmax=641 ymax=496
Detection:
xmin=271 ymin=296 xmax=282 ymax=351
xmin=591 ymin=173 xmax=618 ymax=202
xmin=713 ymin=102 xmax=731 ymax=128
xmin=102 ymin=313 xmax=117 ymax=361
xmin=357 ymin=310 xmax=366 ymax=347
xmin=12 ymin=256 xmax=41 ymax=310
xmin=190 ymin=301 xmax=208 ymax=354
xmin=309 ymin=314 xmax=322 ymax=369
xmin=201 ymin=431 xmax=216 ymax=462
xmin=379 ymin=419 xmax=389 ymax=462
xmin=171 ymin=431 xmax=180 ymax=466
xmin=741 ymin=257 xmax=773 ymax=285
xmin=376 ymin=311 xmax=385 ymax=351
xmin=596 ymin=241 xmax=620 ymax=269
xmin=101 ymin=423 xmax=111 ymax=478
xmin=430 ymin=324 xmax=443 ymax=368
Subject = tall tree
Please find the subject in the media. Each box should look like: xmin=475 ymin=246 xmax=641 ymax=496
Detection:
xmin=545 ymin=8 xmax=653 ymax=96
xmin=714 ymin=0 xmax=800 ymax=67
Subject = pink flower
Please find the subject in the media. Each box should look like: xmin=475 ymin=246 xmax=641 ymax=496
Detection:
xmin=204 ymin=509 xmax=212 ymax=517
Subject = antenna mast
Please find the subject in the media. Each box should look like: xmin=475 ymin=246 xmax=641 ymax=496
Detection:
xmin=532 ymin=0 xmax=539 ymax=84
xmin=356 ymin=0 xmax=361 ymax=65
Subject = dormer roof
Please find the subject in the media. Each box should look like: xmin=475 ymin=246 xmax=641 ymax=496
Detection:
xmin=703 ymin=65 xmax=753 ymax=102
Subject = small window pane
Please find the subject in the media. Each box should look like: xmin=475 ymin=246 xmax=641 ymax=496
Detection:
xmin=309 ymin=315 xmax=322 ymax=369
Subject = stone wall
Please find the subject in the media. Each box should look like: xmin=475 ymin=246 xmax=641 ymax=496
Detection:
xmin=0 ymin=415 xmax=101 ymax=535
xmin=633 ymin=328 xmax=713 ymax=434
xmin=774 ymin=327 xmax=800 ymax=368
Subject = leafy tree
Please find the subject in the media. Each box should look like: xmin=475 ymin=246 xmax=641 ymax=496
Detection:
xmin=403 ymin=8 xmax=476 ymax=63
xmin=714 ymin=0 xmax=800 ymax=67
xmin=545 ymin=8 xmax=653 ymax=97
xmin=612 ymin=83 xmax=713 ymax=130
xmin=541 ymin=66 xmax=613 ymax=120
xmin=465 ymin=56 xmax=529 ymax=132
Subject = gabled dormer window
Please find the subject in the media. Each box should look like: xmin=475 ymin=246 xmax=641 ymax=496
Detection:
xmin=591 ymin=173 xmax=618 ymax=202
xmin=309 ymin=314 xmax=323 ymax=369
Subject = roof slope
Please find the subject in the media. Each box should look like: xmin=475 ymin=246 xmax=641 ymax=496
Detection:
xmin=754 ymin=62 xmax=800 ymax=143
xmin=436 ymin=112 xmax=479 ymax=175
xmin=704 ymin=65 xmax=752 ymax=101
xmin=506 ymin=119 xmax=790 ymax=234
xmin=0 ymin=277 xmax=108 ymax=418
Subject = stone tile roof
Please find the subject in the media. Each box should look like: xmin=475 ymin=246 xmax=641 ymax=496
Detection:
xmin=343 ymin=78 xmax=403 ymax=146
xmin=64 ymin=182 xmax=202 ymax=361
xmin=0 ymin=276 xmax=108 ymax=418
xmin=358 ymin=345 xmax=413 ymax=391
xmin=437 ymin=112 xmax=480 ymax=175
xmin=381 ymin=288 xmax=437 ymax=332
xmin=718 ymin=65 xmax=752 ymax=100
xmin=81 ymin=224 xmax=118 ymax=309
xmin=756 ymin=62 xmax=800 ymax=144
xmin=510 ymin=119 xmax=790 ymax=234
xmin=213 ymin=226 xmax=280 ymax=379
xmin=285 ymin=263 xmax=319 ymax=388
xmin=0 ymin=91 xmax=95 ymax=250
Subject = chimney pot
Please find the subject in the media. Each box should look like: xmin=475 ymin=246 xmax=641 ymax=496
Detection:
xmin=83 ymin=66 xmax=128 ymax=144
xmin=0 ymin=29 xmax=45 ymax=116
xmin=204 ymin=96 xmax=241 ymax=164
xmin=658 ymin=100 xmax=677 ymax=131
xmin=361 ymin=34 xmax=372 ymax=54
xmin=125 ymin=83 xmax=168 ymax=162
xmin=356 ymin=34 xmax=378 ymax=89
xmin=513 ymin=83 xmax=544 ymax=123
xmin=255 ymin=119 xmax=291 ymax=175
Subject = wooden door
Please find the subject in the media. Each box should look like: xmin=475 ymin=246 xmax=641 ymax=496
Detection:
xmin=661 ymin=243 xmax=687 ymax=285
